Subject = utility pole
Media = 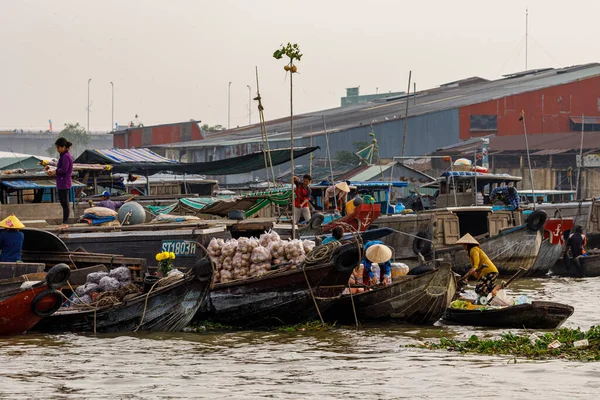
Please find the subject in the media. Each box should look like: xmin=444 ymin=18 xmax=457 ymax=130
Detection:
xmin=110 ymin=81 xmax=114 ymax=131
xmin=87 ymin=78 xmax=92 ymax=133
xmin=247 ymin=84 xmax=252 ymax=125
xmin=525 ymin=8 xmax=529 ymax=70
xmin=228 ymin=81 xmax=232 ymax=129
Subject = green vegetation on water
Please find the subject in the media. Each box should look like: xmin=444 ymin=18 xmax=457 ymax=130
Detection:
xmin=184 ymin=320 xmax=336 ymax=333
xmin=277 ymin=320 xmax=336 ymax=332
xmin=412 ymin=326 xmax=600 ymax=361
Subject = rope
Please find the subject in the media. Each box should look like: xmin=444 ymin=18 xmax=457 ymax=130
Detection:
xmin=305 ymin=241 xmax=341 ymax=265
xmin=302 ymin=263 xmax=325 ymax=326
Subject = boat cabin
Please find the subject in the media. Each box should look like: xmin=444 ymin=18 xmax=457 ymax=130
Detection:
xmin=518 ymin=189 xmax=576 ymax=205
xmin=310 ymin=181 xmax=408 ymax=214
xmin=420 ymin=171 xmax=522 ymax=208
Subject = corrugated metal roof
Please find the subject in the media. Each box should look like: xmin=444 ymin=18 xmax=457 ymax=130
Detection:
xmin=156 ymin=63 xmax=600 ymax=150
xmin=434 ymin=131 xmax=600 ymax=155
xmin=348 ymin=164 xmax=393 ymax=181
xmin=94 ymin=148 xmax=177 ymax=163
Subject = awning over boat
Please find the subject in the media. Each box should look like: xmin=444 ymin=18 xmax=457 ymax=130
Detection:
xmin=146 ymin=189 xmax=292 ymax=219
xmin=75 ymin=147 xmax=320 ymax=176
xmin=1 ymin=179 xmax=86 ymax=190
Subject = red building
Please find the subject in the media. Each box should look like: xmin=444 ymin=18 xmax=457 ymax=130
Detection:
xmin=113 ymin=120 xmax=204 ymax=149
xmin=459 ymin=67 xmax=600 ymax=140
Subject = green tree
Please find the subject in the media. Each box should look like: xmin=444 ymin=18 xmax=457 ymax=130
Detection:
xmin=335 ymin=141 xmax=370 ymax=165
xmin=46 ymin=123 xmax=90 ymax=157
xmin=200 ymin=124 xmax=226 ymax=133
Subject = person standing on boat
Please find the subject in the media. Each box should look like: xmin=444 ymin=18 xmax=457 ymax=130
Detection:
xmin=362 ymin=241 xmax=392 ymax=286
xmin=489 ymin=186 xmax=520 ymax=210
xmin=89 ymin=191 xmax=136 ymax=211
xmin=567 ymin=225 xmax=587 ymax=260
xmin=45 ymin=137 xmax=73 ymax=230
xmin=457 ymin=233 xmax=499 ymax=296
xmin=0 ymin=215 xmax=25 ymax=262
xmin=324 ymin=181 xmax=350 ymax=213
xmin=293 ymin=174 xmax=312 ymax=223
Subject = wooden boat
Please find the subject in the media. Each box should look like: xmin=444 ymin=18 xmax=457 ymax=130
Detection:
xmin=324 ymin=263 xmax=456 ymax=325
xmin=17 ymin=228 xmax=146 ymax=281
xmin=442 ymin=301 xmax=574 ymax=329
xmin=0 ymin=264 xmax=71 ymax=335
xmin=430 ymin=224 xmax=543 ymax=276
xmin=32 ymin=260 xmax=213 ymax=333
xmin=526 ymin=217 xmax=574 ymax=276
xmin=551 ymin=253 xmax=600 ymax=277
xmin=196 ymin=243 xmax=361 ymax=327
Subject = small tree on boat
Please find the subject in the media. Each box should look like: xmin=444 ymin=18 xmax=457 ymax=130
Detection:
xmin=273 ymin=42 xmax=302 ymax=239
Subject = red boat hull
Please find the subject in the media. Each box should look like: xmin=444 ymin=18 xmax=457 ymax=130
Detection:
xmin=0 ymin=285 xmax=54 ymax=335
xmin=323 ymin=203 xmax=381 ymax=233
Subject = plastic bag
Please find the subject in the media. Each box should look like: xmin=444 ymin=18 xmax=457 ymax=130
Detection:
xmin=302 ymin=239 xmax=316 ymax=254
xmin=285 ymin=239 xmax=305 ymax=260
xmin=251 ymin=246 xmax=271 ymax=264
xmin=268 ymin=240 xmax=286 ymax=260
xmin=490 ymin=290 xmax=513 ymax=307
xmin=220 ymin=269 xmax=233 ymax=283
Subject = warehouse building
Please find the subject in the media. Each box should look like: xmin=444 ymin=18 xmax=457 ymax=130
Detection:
xmin=139 ymin=63 xmax=600 ymax=183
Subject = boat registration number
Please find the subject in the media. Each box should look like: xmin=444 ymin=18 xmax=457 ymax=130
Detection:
xmin=161 ymin=240 xmax=197 ymax=258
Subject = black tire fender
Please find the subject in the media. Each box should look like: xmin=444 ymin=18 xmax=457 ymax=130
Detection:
xmin=31 ymin=289 xmax=63 ymax=318
xmin=334 ymin=245 xmax=360 ymax=273
xmin=193 ymin=258 xmax=214 ymax=282
xmin=45 ymin=263 xmax=71 ymax=290
xmin=309 ymin=213 xmax=325 ymax=230
xmin=412 ymin=231 xmax=432 ymax=255
xmin=526 ymin=210 xmax=547 ymax=232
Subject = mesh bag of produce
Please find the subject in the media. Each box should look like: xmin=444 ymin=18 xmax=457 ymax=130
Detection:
xmin=98 ymin=276 xmax=121 ymax=292
xmin=76 ymin=282 xmax=100 ymax=297
xmin=109 ymin=266 xmax=132 ymax=283
xmin=86 ymin=272 xmax=109 ymax=284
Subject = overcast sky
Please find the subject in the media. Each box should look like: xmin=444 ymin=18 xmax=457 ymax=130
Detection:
xmin=1 ymin=0 xmax=598 ymax=132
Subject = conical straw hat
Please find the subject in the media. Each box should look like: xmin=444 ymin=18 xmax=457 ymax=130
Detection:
xmin=366 ymin=244 xmax=392 ymax=264
xmin=335 ymin=181 xmax=350 ymax=193
xmin=455 ymin=233 xmax=479 ymax=245
xmin=0 ymin=215 xmax=25 ymax=229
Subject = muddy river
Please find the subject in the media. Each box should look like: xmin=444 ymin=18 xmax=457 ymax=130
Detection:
xmin=1 ymin=277 xmax=599 ymax=399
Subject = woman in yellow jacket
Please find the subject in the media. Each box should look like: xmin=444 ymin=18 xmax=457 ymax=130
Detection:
xmin=457 ymin=233 xmax=499 ymax=296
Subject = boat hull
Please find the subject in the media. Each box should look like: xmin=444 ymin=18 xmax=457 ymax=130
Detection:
xmin=0 ymin=285 xmax=52 ymax=335
xmin=324 ymin=264 xmax=456 ymax=325
xmin=527 ymin=239 xmax=563 ymax=276
xmin=197 ymin=245 xmax=360 ymax=327
xmin=430 ymin=226 xmax=542 ymax=276
xmin=442 ymin=301 xmax=574 ymax=329
xmin=33 ymin=271 xmax=211 ymax=333
xmin=551 ymin=254 xmax=600 ymax=277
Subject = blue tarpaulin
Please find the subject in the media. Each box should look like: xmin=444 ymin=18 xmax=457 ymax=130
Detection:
xmin=1 ymin=179 xmax=86 ymax=189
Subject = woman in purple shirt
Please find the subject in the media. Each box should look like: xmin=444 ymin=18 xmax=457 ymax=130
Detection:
xmin=46 ymin=137 xmax=73 ymax=230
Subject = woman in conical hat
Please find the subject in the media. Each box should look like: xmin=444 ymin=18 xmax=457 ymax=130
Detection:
xmin=362 ymin=241 xmax=393 ymax=286
xmin=0 ymin=215 xmax=25 ymax=262
xmin=324 ymin=181 xmax=350 ymax=212
xmin=457 ymin=233 xmax=499 ymax=297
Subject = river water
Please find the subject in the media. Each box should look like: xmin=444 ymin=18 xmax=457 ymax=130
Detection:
xmin=2 ymin=277 xmax=600 ymax=399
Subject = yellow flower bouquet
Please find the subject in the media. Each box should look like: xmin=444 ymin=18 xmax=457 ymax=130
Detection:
xmin=155 ymin=251 xmax=176 ymax=276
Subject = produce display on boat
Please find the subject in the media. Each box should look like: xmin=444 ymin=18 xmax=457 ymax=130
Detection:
xmin=207 ymin=231 xmax=315 ymax=284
